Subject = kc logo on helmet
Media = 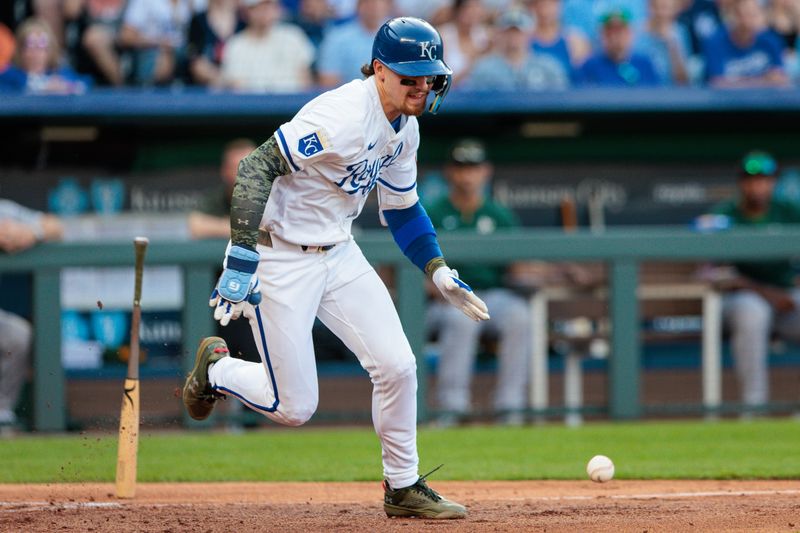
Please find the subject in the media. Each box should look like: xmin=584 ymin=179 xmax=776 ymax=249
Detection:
xmin=419 ymin=41 xmax=437 ymax=60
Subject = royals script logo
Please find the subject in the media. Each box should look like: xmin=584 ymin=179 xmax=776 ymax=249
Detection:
xmin=337 ymin=142 xmax=404 ymax=195
xmin=419 ymin=41 xmax=437 ymax=60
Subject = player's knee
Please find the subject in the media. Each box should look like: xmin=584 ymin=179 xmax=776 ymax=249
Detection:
xmin=375 ymin=354 xmax=417 ymax=383
xmin=278 ymin=402 xmax=317 ymax=427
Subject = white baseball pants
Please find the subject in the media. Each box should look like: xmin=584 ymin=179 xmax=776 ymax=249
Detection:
xmin=209 ymin=236 xmax=420 ymax=488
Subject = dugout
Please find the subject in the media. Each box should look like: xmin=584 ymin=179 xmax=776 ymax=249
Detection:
xmin=2 ymin=87 xmax=800 ymax=431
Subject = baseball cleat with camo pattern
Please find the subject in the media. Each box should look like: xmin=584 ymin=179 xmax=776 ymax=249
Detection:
xmin=182 ymin=336 xmax=230 ymax=421
xmin=383 ymin=467 xmax=466 ymax=519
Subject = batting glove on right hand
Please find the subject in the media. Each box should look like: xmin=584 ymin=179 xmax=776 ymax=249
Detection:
xmin=209 ymin=245 xmax=262 ymax=326
xmin=432 ymin=266 xmax=490 ymax=322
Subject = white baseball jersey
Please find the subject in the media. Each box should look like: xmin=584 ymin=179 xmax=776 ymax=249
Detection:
xmin=269 ymin=76 xmax=421 ymax=245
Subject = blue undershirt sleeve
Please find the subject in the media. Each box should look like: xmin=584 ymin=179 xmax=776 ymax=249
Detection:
xmin=383 ymin=202 xmax=443 ymax=272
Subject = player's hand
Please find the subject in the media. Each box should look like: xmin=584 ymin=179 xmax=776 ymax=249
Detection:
xmin=209 ymin=245 xmax=262 ymax=326
xmin=432 ymin=266 xmax=490 ymax=321
xmin=0 ymin=220 xmax=38 ymax=253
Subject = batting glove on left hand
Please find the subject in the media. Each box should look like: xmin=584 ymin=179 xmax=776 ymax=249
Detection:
xmin=432 ymin=266 xmax=490 ymax=322
xmin=209 ymin=245 xmax=262 ymax=326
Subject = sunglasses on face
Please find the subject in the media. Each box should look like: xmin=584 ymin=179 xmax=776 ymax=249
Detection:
xmin=24 ymin=33 xmax=50 ymax=49
xmin=742 ymin=153 xmax=777 ymax=176
xmin=400 ymin=76 xmax=436 ymax=86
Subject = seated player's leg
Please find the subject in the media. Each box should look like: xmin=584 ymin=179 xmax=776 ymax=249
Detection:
xmin=480 ymin=288 xmax=530 ymax=422
xmin=722 ymin=290 xmax=773 ymax=407
xmin=0 ymin=310 xmax=32 ymax=427
xmin=773 ymin=287 xmax=800 ymax=345
xmin=433 ymin=300 xmax=482 ymax=424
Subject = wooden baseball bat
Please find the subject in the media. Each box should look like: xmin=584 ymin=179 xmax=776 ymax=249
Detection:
xmin=115 ymin=236 xmax=148 ymax=499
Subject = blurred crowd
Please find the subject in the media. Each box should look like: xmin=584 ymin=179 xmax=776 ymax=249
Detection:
xmin=0 ymin=0 xmax=798 ymax=94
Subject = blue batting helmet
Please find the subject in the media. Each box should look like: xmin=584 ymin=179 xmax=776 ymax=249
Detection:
xmin=372 ymin=17 xmax=453 ymax=113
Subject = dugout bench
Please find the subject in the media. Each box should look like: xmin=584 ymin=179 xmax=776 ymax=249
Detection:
xmin=5 ymin=227 xmax=800 ymax=431
xmin=529 ymin=261 xmax=722 ymax=425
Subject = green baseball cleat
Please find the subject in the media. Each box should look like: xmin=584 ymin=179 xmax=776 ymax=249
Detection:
xmin=383 ymin=468 xmax=466 ymax=519
xmin=182 ymin=336 xmax=230 ymax=421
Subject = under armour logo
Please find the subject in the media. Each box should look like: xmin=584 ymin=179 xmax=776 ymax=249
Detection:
xmin=419 ymin=42 xmax=437 ymax=61
xmin=237 ymin=218 xmax=249 ymax=226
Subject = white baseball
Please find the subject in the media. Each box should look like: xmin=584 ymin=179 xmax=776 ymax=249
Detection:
xmin=586 ymin=455 xmax=615 ymax=483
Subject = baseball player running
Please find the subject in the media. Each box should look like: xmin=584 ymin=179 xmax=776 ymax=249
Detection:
xmin=183 ymin=17 xmax=489 ymax=519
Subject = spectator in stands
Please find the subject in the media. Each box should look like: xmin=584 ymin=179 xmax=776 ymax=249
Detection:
xmin=316 ymin=0 xmax=391 ymax=88
xmin=701 ymin=151 xmax=800 ymax=413
xmin=394 ymin=0 xmax=449 ymax=26
xmin=577 ymin=7 xmax=663 ymax=86
xmin=219 ymin=0 xmax=314 ymax=92
xmin=186 ymin=0 xmax=245 ymax=87
xmin=0 ymin=23 xmax=14 ymax=70
xmin=702 ymin=0 xmax=789 ymax=87
xmin=0 ymin=17 xmax=90 ymax=93
xmin=118 ymin=0 xmax=192 ymax=86
xmin=766 ymin=0 xmax=800 ymax=82
xmin=635 ymin=0 xmax=691 ymax=84
xmin=63 ymin=0 xmax=128 ymax=86
xmin=425 ymin=138 xmax=531 ymax=427
xmin=527 ymin=0 xmax=591 ymax=82
xmin=436 ymin=0 xmax=491 ymax=87
xmin=678 ymin=0 xmax=730 ymax=56
xmin=29 ymin=0 xmax=68 ymax=47
xmin=464 ymin=10 xmax=569 ymax=90
xmin=289 ymin=0 xmax=334 ymax=82
xmin=0 ymin=1 xmax=71 ymax=36
xmin=0 ymin=198 xmax=64 ymax=435
xmin=563 ymin=0 xmax=649 ymax=45
xmin=327 ymin=0 xmax=358 ymax=23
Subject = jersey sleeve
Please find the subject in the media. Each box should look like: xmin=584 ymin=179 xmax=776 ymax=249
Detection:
xmin=274 ymin=93 xmax=362 ymax=173
xmin=376 ymin=120 xmax=420 ymax=222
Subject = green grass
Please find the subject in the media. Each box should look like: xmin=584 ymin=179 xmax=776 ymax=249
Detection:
xmin=1 ymin=419 xmax=799 ymax=483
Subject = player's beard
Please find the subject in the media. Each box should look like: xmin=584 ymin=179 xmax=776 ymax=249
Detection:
xmin=402 ymin=90 xmax=429 ymax=116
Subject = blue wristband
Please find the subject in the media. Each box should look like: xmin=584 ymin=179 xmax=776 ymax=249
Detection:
xmin=226 ymin=246 xmax=259 ymax=273
xmin=384 ymin=203 xmax=443 ymax=272
xmin=218 ymin=246 xmax=260 ymax=302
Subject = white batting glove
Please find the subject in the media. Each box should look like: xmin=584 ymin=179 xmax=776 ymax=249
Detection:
xmin=432 ymin=266 xmax=490 ymax=322
xmin=209 ymin=245 xmax=262 ymax=326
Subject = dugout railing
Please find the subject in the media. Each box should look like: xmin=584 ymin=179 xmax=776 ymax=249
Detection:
xmin=3 ymin=226 xmax=800 ymax=431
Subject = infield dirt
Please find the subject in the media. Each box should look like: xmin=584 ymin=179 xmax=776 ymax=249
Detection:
xmin=1 ymin=480 xmax=798 ymax=532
